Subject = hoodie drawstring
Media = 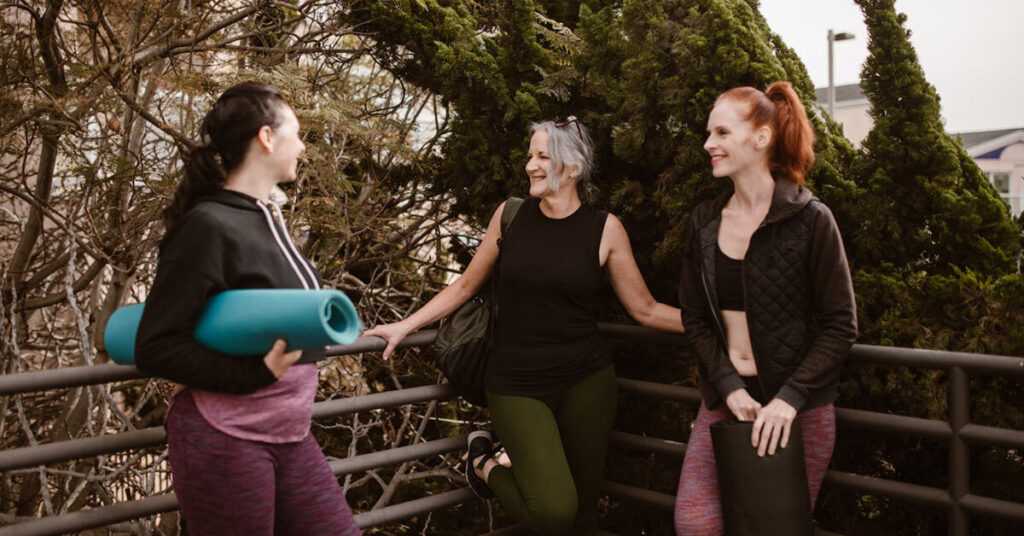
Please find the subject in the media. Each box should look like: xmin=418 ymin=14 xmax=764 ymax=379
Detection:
xmin=256 ymin=200 xmax=319 ymax=290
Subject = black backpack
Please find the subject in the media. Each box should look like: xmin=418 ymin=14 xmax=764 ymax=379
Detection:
xmin=429 ymin=197 xmax=524 ymax=406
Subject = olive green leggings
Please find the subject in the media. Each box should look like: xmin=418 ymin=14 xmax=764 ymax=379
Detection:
xmin=485 ymin=364 xmax=617 ymax=536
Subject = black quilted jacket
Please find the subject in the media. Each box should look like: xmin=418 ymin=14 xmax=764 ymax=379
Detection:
xmin=678 ymin=177 xmax=857 ymax=411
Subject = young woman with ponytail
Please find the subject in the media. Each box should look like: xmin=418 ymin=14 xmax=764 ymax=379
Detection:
xmin=134 ymin=82 xmax=361 ymax=535
xmin=674 ymin=82 xmax=857 ymax=535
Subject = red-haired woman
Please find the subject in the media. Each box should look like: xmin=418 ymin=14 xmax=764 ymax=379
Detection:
xmin=674 ymin=82 xmax=857 ymax=535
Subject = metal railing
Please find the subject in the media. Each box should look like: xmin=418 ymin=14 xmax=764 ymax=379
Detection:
xmin=0 ymin=324 xmax=1022 ymax=535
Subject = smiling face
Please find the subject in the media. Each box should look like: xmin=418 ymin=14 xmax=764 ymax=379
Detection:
xmin=525 ymin=129 xmax=559 ymax=198
xmin=704 ymin=98 xmax=771 ymax=179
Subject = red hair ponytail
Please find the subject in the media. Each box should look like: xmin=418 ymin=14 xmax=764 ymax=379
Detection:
xmin=717 ymin=81 xmax=815 ymax=185
xmin=765 ymin=81 xmax=814 ymax=186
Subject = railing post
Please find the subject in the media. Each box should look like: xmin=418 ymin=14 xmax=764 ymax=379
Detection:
xmin=948 ymin=366 xmax=970 ymax=536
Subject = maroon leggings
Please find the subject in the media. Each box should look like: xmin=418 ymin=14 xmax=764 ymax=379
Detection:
xmin=674 ymin=402 xmax=835 ymax=536
xmin=166 ymin=392 xmax=361 ymax=536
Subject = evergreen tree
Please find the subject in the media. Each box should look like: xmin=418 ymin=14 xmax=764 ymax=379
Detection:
xmin=345 ymin=1 xmax=1024 ymax=533
xmin=344 ymin=0 xmax=559 ymax=223
xmin=851 ymin=0 xmax=1021 ymax=275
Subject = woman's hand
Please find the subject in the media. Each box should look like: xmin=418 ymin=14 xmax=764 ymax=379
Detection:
xmin=362 ymin=321 xmax=413 ymax=361
xmin=725 ymin=388 xmax=762 ymax=421
xmin=263 ymin=339 xmax=302 ymax=378
xmin=751 ymin=398 xmax=797 ymax=457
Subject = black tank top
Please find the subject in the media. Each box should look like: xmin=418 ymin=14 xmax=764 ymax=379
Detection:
xmin=716 ymin=244 xmax=745 ymax=311
xmin=487 ymin=198 xmax=611 ymax=397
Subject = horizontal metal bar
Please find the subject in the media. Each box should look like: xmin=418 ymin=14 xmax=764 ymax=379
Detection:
xmin=598 ymin=322 xmax=688 ymax=345
xmin=484 ymin=526 xmax=617 ymax=536
xmin=484 ymin=525 xmax=535 ymax=536
xmin=835 ymin=408 xmax=952 ymax=441
xmin=3 ymin=327 xmax=1021 ymax=398
xmin=330 ymin=435 xmax=465 ymax=476
xmin=0 ymin=384 xmax=454 ymax=471
xmin=959 ymin=493 xmax=1024 ymax=521
xmin=616 ymin=378 xmax=702 ymax=404
xmin=600 ymin=480 xmax=674 ymax=511
xmin=352 ymin=488 xmax=474 ymax=528
xmin=312 ymin=383 xmax=454 ymax=419
xmin=0 ymin=493 xmax=178 ymax=536
xmin=0 ymin=436 xmax=471 ymax=536
xmin=824 ymin=470 xmax=953 ymax=509
xmin=0 ymin=427 xmax=166 ymax=473
xmin=0 ymin=331 xmax=443 ymax=397
xmin=848 ymin=344 xmax=1024 ymax=376
xmin=0 ymin=364 xmax=144 ymax=396
xmin=959 ymin=423 xmax=1024 ymax=450
xmin=610 ymin=431 xmax=686 ymax=458
xmin=315 ymin=330 xmax=439 ymax=363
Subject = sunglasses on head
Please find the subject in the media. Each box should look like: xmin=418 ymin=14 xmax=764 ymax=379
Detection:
xmin=554 ymin=115 xmax=584 ymax=141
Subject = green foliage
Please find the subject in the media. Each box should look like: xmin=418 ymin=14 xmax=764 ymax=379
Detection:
xmin=851 ymin=0 xmax=1022 ymax=276
xmin=348 ymin=0 xmax=1024 ymax=533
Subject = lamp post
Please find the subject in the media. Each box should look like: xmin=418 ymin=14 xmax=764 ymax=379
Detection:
xmin=827 ymin=29 xmax=855 ymax=117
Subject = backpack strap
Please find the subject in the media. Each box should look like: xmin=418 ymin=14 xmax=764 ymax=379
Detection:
xmin=498 ymin=197 xmax=524 ymax=247
xmin=490 ymin=197 xmax=525 ymax=324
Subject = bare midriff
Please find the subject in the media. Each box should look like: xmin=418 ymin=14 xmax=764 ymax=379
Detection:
xmin=722 ymin=310 xmax=758 ymax=376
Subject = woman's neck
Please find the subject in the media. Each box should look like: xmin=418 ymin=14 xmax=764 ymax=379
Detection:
xmin=538 ymin=187 xmax=582 ymax=219
xmin=728 ymin=167 xmax=775 ymax=213
xmin=224 ymin=163 xmax=275 ymax=203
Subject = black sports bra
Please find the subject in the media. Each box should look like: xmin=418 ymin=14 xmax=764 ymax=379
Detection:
xmin=715 ymin=244 xmax=745 ymax=311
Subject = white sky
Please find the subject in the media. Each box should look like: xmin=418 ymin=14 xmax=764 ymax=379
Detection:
xmin=760 ymin=0 xmax=1024 ymax=133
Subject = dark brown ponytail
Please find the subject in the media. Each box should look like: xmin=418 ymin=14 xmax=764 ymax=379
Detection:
xmin=162 ymin=82 xmax=287 ymax=228
xmin=716 ymin=81 xmax=816 ymax=186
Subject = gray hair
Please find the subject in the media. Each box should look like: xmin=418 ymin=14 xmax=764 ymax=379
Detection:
xmin=530 ymin=117 xmax=598 ymax=202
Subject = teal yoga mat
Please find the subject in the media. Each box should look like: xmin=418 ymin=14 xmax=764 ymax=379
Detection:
xmin=105 ymin=289 xmax=362 ymax=365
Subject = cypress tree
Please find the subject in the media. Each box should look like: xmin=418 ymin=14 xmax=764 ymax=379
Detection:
xmin=344 ymin=2 xmax=1023 ymax=533
xmin=852 ymin=0 xmax=1021 ymax=275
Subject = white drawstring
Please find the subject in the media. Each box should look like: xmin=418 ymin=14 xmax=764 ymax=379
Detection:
xmin=269 ymin=202 xmax=320 ymax=290
xmin=256 ymin=200 xmax=312 ymax=290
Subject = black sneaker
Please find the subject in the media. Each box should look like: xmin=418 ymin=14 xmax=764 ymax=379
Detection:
xmin=465 ymin=430 xmax=495 ymax=499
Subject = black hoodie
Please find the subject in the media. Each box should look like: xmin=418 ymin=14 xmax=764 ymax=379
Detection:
xmin=135 ymin=189 xmax=324 ymax=394
xmin=678 ymin=177 xmax=857 ymax=411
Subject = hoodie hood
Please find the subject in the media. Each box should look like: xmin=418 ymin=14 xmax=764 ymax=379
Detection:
xmin=695 ymin=175 xmax=815 ymax=229
xmin=196 ymin=188 xmax=265 ymax=212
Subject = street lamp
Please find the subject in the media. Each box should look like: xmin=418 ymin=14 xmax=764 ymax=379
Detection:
xmin=827 ymin=29 xmax=855 ymax=118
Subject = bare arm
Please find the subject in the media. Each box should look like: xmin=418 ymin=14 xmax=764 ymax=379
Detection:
xmin=364 ymin=202 xmax=508 ymax=359
xmin=602 ymin=215 xmax=684 ymax=333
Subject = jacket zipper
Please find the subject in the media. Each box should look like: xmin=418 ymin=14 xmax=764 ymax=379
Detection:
xmin=741 ymin=230 xmax=767 ymax=394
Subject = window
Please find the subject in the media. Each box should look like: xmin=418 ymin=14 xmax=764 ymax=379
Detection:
xmin=989 ymin=172 xmax=1011 ymax=194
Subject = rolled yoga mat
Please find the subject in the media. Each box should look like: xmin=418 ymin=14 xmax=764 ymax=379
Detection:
xmin=104 ymin=289 xmax=362 ymax=365
xmin=710 ymin=419 xmax=814 ymax=536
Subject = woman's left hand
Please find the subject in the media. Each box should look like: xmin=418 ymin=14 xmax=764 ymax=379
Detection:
xmin=751 ymin=398 xmax=797 ymax=457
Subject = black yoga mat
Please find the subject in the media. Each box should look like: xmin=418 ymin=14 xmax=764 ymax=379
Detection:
xmin=710 ymin=419 xmax=814 ymax=536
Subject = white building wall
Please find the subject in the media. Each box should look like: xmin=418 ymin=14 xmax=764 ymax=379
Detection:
xmin=831 ymin=100 xmax=873 ymax=148
xmin=975 ymin=142 xmax=1024 ymax=217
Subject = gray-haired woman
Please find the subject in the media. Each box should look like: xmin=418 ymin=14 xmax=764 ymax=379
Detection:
xmin=365 ymin=116 xmax=683 ymax=535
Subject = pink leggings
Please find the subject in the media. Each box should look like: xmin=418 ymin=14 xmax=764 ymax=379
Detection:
xmin=166 ymin=392 xmax=361 ymax=536
xmin=674 ymin=402 xmax=835 ymax=536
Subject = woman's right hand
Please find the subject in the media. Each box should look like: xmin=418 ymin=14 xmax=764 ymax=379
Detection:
xmin=362 ymin=321 xmax=413 ymax=361
xmin=725 ymin=388 xmax=762 ymax=421
xmin=263 ymin=339 xmax=303 ymax=378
